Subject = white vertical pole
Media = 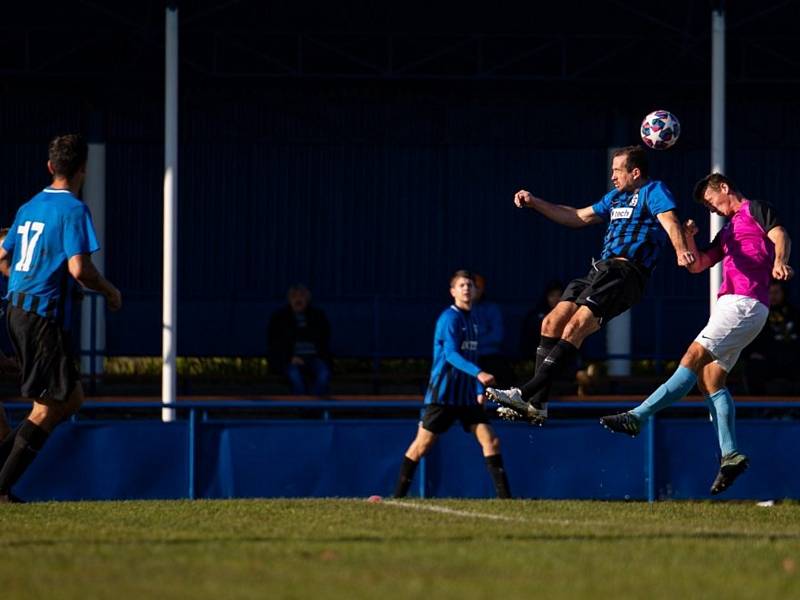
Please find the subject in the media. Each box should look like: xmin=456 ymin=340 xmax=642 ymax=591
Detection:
xmin=606 ymin=147 xmax=631 ymax=376
xmin=710 ymin=9 xmax=726 ymax=310
xmin=82 ymin=140 xmax=106 ymax=380
xmin=162 ymin=5 xmax=178 ymax=422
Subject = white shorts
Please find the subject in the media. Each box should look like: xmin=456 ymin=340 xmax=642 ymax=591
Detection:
xmin=694 ymin=294 xmax=768 ymax=372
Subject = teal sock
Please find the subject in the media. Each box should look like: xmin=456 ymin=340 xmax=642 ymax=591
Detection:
xmin=630 ymin=366 xmax=697 ymax=421
xmin=708 ymin=388 xmax=737 ymax=456
xmin=704 ymin=393 xmax=720 ymax=442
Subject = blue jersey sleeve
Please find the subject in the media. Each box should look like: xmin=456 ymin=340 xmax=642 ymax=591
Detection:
xmin=63 ymin=204 xmax=100 ymax=258
xmin=645 ymin=181 xmax=677 ymax=216
xmin=591 ymin=190 xmax=615 ymax=221
xmin=439 ymin=313 xmax=481 ymax=378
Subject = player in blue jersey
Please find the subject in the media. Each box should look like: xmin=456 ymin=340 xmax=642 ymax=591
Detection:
xmin=393 ymin=270 xmax=511 ymax=498
xmin=488 ymin=145 xmax=695 ymax=424
xmin=0 ymin=134 xmax=121 ymax=503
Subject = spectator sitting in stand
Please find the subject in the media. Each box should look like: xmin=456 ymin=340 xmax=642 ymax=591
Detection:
xmin=743 ymin=280 xmax=800 ymax=395
xmin=473 ymin=273 xmax=514 ymax=388
xmin=268 ymin=284 xmax=332 ymax=396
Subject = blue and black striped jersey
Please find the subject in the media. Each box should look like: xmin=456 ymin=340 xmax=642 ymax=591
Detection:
xmin=424 ymin=305 xmax=483 ymax=406
xmin=2 ymin=188 xmax=100 ymax=330
xmin=591 ymin=180 xmax=676 ymax=270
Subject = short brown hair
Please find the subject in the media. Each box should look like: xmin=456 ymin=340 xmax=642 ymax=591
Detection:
xmin=693 ymin=173 xmax=738 ymax=203
xmin=48 ymin=134 xmax=88 ymax=179
xmin=612 ymin=145 xmax=649 ymax=178
xmin=450 ymin=269 xmax=475 ymax=286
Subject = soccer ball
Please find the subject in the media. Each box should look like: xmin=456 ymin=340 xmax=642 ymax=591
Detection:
xmin=640 ymin=110 xmax=680 ymax=150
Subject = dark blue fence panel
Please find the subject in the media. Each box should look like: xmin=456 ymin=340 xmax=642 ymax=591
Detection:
xmin=428 ymin=420 xmax=649 ymax=499
xmin=15 ymin=421 xmax=189 ymax=501
xmin=656 ymin=419 xmax=800 ymax=500
xmin=198 ymin=421 xmax=410 ymax=498
xmin=7 ymin=403 xmax=800 ymax=501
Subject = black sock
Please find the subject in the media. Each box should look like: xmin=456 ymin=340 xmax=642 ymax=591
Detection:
xmin=0 ymin=422 xmax=23 ymax=466
xmin=529 ymin=336 xmax=558 ymax=408
xmin=393 ymin=456 xmax=419 ymax=498
xmin=519 ymin=339 xmax=578 ymax=401
xmin=0 ymin=420 xmax=49 ymax=495
xmin=485 ymin=454 xmax=511 ymax=499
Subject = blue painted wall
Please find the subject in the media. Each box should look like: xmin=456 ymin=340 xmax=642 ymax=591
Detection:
xmin=13 ymin=408 xmax=800 ymax=501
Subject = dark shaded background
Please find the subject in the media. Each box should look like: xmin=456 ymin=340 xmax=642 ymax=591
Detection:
xmin=1 ymin=1 xmax=798 ymax=359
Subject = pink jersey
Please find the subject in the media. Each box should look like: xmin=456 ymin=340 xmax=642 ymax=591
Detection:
xmin=708 ymin=199 xmax=779 ymax=306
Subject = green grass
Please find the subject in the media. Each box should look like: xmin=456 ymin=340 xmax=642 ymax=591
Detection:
xmin=2 ymin=499 xmax=800 ymax=599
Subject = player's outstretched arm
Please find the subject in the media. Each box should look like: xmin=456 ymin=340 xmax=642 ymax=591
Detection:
xmin=68 ymin=253 xmax=122 ymax=311
xmin=768 ymin=226 xmax=794 ymax=280
xmin=681 ymin=219 xmax=722 ymax=274
xmin=514 ymin=189 xmax=602 ymax=228
xmin=656 ymin=210 xmax=695 ymax=267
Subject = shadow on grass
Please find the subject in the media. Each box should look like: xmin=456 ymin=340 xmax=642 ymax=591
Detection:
xmin=6 ymin=529 xmax=800 ymax=548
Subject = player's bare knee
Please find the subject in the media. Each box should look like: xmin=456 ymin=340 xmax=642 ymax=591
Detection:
xmin=541 ymin=313 xmax=566 ymax=337
xmin=561 ymin=313 xmax=598 ymax=343
xmin=680 ymin=342 xmax=712 ymax=371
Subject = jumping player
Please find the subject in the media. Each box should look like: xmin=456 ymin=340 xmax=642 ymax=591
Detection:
xmin=488 ymin=145 xmax=695 ymax=423
xmin=0 ymin=134 xmax=121 ymax=503
xmin=393 ymin=270 xmax=511 ymax=499
xmin=600 ymin=173 xmax=793 ymax=495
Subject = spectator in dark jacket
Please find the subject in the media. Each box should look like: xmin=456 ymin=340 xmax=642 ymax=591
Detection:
xmin=268 ymin=284 xmax=332 ymax=395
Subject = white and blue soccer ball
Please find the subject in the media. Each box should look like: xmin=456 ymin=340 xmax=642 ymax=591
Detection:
xmin=640 ymin=110 xmax=680 ymax=150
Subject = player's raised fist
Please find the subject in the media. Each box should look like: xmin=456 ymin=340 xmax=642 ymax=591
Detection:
xmin=514 ymin=190 xmax=535 ymax=208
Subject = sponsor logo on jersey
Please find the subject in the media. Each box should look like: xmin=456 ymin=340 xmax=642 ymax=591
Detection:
xmin=461 ymin=340 xmax=478 ymax=351
xmin=611 ymin=207 xmax=634 ymax=220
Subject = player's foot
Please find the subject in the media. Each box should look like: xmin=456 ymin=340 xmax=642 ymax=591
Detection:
xmin=710 ymin=452 xmax=749 ymax=496
xmin=486 ymin=387 xmax=547 ymax=426
xmin=599 ymin=412 xmax=641 ymax=437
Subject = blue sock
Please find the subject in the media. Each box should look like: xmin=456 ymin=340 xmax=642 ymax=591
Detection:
xmin=704 ymin=393 xmax=720 ymax=444
xmin=708 ymin=388 xmax=737 ymax=456
xmin=630 ymin=365 xmax=697 ymax=421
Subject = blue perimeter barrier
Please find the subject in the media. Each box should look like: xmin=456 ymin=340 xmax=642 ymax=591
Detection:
xmin=6 ymin=400 xmax=800 ymax=502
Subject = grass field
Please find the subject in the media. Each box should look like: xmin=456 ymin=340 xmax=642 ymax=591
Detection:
xmin=2 ymin=498 xmax=799 ymax=599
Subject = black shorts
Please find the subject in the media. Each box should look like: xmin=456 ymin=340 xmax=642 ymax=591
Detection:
xmin=421 ymin=403 xmax=489 ymax=434
xmin=6 ymin=306 xmax=78 ymax=403
xmin=561 ymin=258 xmax=649 ymax=323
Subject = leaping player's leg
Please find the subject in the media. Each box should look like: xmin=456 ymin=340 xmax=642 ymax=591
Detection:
xmin=517 ymin=306 xmax=597 ymax=401
xmin=487 ymin=302 xmax=583 ymax=423
xmin=697 ymin=363 xmax=737 ymax=456
xmin=527 ymin=302 xmax=579 ymax=408
xmin=600 ymin=342 xmax=709 ymax=437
